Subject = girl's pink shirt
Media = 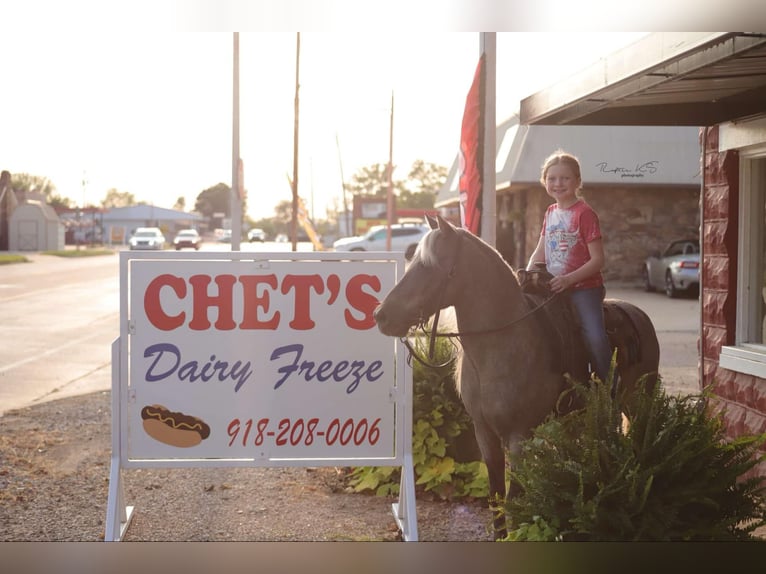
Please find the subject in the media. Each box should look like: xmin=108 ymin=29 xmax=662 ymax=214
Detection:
xmin=540 ymin=199 xmax=604 ymax=290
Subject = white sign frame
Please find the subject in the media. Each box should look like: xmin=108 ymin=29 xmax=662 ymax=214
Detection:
xmin=105 ymin=250 xmax=416 ymax=541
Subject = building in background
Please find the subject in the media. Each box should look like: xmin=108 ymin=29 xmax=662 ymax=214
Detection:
xmin=102 ymin=204 xmax=205 ymax=246
xmin=436 ymin=116 xmax=701 ymax=282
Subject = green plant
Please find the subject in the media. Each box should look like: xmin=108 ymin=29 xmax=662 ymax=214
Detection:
xmin=504 ymin=377 xmax=766 ymax=541
xmin=348 ymin=334 xmax=488 ymax=499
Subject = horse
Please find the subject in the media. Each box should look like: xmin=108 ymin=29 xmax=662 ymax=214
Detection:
xmin=373 ymin=214 xmax=660 ymax=539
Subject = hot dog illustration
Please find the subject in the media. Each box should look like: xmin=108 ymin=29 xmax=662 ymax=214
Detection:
xmin=141 ymin=404 xmax=211 ymax=447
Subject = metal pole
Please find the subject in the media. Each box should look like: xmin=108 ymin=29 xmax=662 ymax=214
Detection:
xmin=335 ymin=133 xmax=349 ymax=236
xmin=386 ymin=91 xmax=394 ymax=250
xmin=231 ymin=32 xmax=242 ymax=251
xmin=479 ymin=33 xmax=496 ymax=247
xmin=290 ymin=33 xmax=301 ymax=251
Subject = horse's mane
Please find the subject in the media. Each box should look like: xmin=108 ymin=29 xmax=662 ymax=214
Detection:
xmin=450 ymin=227 xmax=521 ymax=286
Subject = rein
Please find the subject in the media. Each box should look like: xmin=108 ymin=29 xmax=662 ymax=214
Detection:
xmin=399 ymin=231 xmax=560 ymax=369
xmin=400 ymin=291 xmax=559 ymax=369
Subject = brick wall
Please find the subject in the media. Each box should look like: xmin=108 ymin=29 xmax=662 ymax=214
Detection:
xmin=505 ymin=184 xmax=700 ymax=284
xmin=701 ymin=125 xmax=766 ymax=479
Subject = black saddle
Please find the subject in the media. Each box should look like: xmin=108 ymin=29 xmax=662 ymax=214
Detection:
xmin=516 ymin=265 xmax=643 ymax=384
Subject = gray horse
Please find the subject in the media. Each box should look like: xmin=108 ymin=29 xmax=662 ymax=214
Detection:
xmin=373 ymin=215 xmax=660 ymax=538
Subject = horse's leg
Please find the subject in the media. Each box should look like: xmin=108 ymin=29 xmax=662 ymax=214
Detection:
xmin=473 ymin=420 xmax=507 ymax=539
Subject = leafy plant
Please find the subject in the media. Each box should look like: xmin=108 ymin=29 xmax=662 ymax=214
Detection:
xmin=348 ymin=334 xmax=488 ymax=499
xmin=504 ymin=377 xmax=766 ymax=541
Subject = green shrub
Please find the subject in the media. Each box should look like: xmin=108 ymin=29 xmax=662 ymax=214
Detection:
xmin=504 ymin=378 xmax=766 ymax=541
xmin=348 ymin=334 xmax=488 ymax=499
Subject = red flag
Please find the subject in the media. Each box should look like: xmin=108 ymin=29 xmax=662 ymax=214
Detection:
xmin=459 ymin=54 xmax=485 ymax=235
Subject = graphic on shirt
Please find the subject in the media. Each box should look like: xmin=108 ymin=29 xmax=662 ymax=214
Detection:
xmin=544 ymin=209 xmax=579 ymax=276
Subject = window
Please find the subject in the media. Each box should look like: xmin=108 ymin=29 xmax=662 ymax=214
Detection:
xmin=719 ymin=148 xmax=766 ymax=377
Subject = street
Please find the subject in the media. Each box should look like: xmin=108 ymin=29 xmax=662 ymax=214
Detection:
xmin=0 ymin=243 xmax=700 ymax=416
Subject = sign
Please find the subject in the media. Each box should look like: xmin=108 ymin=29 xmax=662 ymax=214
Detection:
xmin=128 ymin=258 xmax=393 ymax=461
xmin=110 ymin=225 xmax=126 ymax=245
xmin=105 ymin=251 xmax=417 ymax=541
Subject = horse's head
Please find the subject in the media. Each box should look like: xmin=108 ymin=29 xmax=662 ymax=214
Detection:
xmin=374 ymin=214 xmax=463 ymax=337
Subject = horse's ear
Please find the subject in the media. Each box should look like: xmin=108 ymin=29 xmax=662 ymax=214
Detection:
xmin=426 ymin=214 xmax=438 ymax=230
xmin=436 ymin=214 xmax=457 ymax=235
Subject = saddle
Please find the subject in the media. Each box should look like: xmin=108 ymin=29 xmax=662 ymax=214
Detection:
xmin=517 ymin=267 xmax=642 ymax=382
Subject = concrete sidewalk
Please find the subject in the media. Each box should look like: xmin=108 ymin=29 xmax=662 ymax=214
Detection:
xmin=607 ymin=285 xmax=700 ymax=396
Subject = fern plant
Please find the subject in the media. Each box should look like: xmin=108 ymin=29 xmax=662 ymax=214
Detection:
xmin=504 ymin=378 xmax=766 ymax=541
xmin=348 ymin=334 xmax=488 ymax=499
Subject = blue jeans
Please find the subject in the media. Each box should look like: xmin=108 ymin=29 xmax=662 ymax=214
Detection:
xmin=569 ymin=286 xmax=612 ymax=384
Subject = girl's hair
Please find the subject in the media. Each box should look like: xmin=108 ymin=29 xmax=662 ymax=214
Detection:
xmin=539 ymin=149 xmax=583 ymax=189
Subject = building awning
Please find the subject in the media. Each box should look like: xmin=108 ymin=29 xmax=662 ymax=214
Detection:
xmin=520 ymin=32 xmax=766 ymax=127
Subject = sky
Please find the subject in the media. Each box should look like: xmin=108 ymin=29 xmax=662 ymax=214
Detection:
xmin=1 ymin=30 xmax=651 ymax=221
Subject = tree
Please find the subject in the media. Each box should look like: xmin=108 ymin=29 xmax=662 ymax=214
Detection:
xmin=406 ymin=160 xmax=448 ymax=195
xmin=101 ymin=188 xmax=137 ymax=208
xmin=173 ymin=196 xmax=186 ymax=211
xmin=10 ymin=172 xmax=73 ymax=208
xmin=344 ymin=160 xmax=447 ymax=209
xmin=344 ymin=163 xmax=406 ymax=198
xmin=47 ymin=194 xmax=75 ymax=210
xmin=10 ymin=173 xmax=55 ymax=196
xmin=194 ymin=183 xmax=248 ymax=228
xmin=194 ymin=183 xmax=231 ymax=221
xmin=272 ymin=199 xmax=292 ymax=225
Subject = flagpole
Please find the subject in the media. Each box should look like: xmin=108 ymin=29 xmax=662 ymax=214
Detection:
xmin=480 ymin=32 xmax=496 ymax=247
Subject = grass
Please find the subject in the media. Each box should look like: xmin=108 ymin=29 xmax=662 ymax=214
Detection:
xmin=0 ymin=248 xmax=116 ymax=265
xmin=40 ymin=248 xmax=115 ymax=258
xmin=0 ymin=254 xmax=30 ymax=265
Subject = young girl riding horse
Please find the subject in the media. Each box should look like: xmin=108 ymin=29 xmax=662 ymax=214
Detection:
xmin=526 ymin=149 xmax=612 ymax=385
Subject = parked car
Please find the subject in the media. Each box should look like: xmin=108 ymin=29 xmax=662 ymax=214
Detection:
xmin=247 ymin=228 xmax=266 ymax=242
xmin=643 ymin=238 xmax=700 ymax=298
xmin=332 ymin=223 xmax=430 ymax=260
xmin=217 ymin=229 xmax=232 ymax=243
xmin=275 ymin=230 xmax=314 ymax=242
xmin=172 ymin=229 xmax=202 ymax=250
xmin=128 ymin=227 xmax=166 ymax=251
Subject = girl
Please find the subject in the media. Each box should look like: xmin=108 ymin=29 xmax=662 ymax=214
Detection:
xmin=526 ymin=149 xmax=613 ymax=385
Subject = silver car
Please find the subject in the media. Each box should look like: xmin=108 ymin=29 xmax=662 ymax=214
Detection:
xmin=643 ymin=238 xmax=700 ymax=298
xmin=332 ymin=223 xmax=429 ymax=260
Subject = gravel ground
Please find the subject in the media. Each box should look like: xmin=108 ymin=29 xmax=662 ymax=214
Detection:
xmin=0 ymin=390 xmax=494 ymax=542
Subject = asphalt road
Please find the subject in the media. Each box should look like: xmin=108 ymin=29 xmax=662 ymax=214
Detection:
xmin=0 ymin=249 xmax=120 ymax=415
xmin=0 ymin=244 xmax=700 ymax=416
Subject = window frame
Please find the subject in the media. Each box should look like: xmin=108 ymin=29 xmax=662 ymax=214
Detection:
xmin=719 ymin=143 xmax=766 ymax=378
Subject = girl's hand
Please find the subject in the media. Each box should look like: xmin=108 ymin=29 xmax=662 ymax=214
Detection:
xmin=549 ymin=274 xmax=571 ymax=293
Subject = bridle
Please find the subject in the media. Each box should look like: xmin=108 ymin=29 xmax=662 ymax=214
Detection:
xmin=399 ymin=231 xmax=559 ymax=369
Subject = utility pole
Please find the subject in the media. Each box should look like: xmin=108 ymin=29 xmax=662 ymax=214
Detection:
xmin=291 ymin=32 xmax=301 ymax=251
xmin=231 ymin=32 xmax=242 ymax=251
xmin=386 ymin=91 xmax=394 ymax=251
xmin=335 ymin=133 xmax=349 ymax=236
